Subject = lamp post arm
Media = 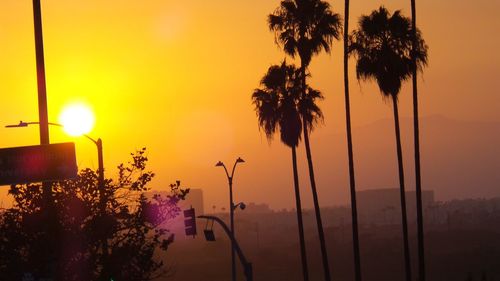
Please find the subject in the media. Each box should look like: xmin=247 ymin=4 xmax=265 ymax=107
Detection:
xmin=221 ymin=163 xmax=231 ymax=182
xmin=230 ymin=160 xmax=239 ymax=180
xmin=46 ymin=122 xmax=63 ymax=127
xmin=16 ymin=121 xmax=99 ymax=145
xmin=81 ymin=133 xmax=98 ymax=146
xmin=198 ymin=215 xmax=252 ymax=281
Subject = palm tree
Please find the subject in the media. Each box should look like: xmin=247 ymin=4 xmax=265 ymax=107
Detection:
xmin=410 ymin=1 xmax=429 ymax=280
xmin=252 ymin=61 xmax=309 ymax=281
xmin=343 ymin=1 xmax=362 ymax=281
xmin=269 ymin=2 xmax=342 ymax=280
xmin=349 ymin=7 xmax=428 ymax=281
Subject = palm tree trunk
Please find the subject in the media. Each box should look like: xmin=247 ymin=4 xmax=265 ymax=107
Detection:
xmin=411 ymin=1 xmax=426 ymax=280
xmin=292 ymin=146 xmax=309 ymax=281
xmin=343 ymin=1 xmax=362 ymax=280
xmin=302 ymin=119 xmax=331 ymax=281
xmin=300 ymin=62 xmax=331 ymax=281
xmin=392 ymin=95 xmax=412 ymax=281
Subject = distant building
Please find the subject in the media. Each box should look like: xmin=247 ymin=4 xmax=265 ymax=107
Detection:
xmin=244 ymin=202 xmax=272 ymax=214
xmin=356 ymin=188 xmax=434 ymax=224
xmin=180 ymin=188 xmax=204 ymax=215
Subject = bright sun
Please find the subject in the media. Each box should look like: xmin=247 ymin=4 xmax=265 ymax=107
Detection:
xmin=59 ymin=103 xmax=95 ymax=136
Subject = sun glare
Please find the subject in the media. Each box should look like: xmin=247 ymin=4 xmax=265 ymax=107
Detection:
xmin=59 ymin=104 xmax=95 ymax=136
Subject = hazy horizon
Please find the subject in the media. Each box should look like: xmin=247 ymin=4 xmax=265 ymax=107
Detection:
xmin=2 ymin=114 xmax=499 ymax=211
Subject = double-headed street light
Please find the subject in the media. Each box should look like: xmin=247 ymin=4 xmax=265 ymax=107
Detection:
xmin=216 ymin=157 xmax=245 ymax=281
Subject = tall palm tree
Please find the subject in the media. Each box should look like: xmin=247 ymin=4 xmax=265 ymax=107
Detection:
xmin=252 ymin=61 xmax=309 ymax=281
xmin=410 ymin=1 xmax=429 ymax=280
xmin=343 ymin=1 xmax=362 ymax=281
xmin=349 ymin=7 xmax=428 ymax=281
xmin=269 ymin=2 xmax=341 ymax=280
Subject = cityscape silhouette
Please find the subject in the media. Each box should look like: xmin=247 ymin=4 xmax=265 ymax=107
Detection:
xmin=0 ymin=0 xmax=498 ymax=280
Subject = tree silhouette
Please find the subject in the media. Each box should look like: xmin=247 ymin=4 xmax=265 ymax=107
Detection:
xmin=0 ymin=148 xmax=188 ymax=281
xmin=252 ymin=61 xmax=309 ymax=281
xmin=342 ymin=0 xmax=362 ymax=280
xmin=269 ymin=2 xmax=342 ymax=280
xmin=349 ymin=6 xmax=428 ymax=281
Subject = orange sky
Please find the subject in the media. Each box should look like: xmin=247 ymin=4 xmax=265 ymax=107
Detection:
xmin=0 ymin=0 xmax=499 ymax=210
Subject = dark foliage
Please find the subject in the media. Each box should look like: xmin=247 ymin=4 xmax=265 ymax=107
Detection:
xmin=252 ymin=60 xmax=323 ymax=148
xmin=269 ymin=0 xmax=342 ymax=66
xmin=0 ymin=148 xmax=187 ymax=281
xmin=349 ymin=6 xmax=428 ymax=99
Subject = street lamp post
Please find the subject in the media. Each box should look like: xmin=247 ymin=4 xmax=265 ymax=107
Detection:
xmin=5 ymin=121 xmax=105 ymax=201
xmin=32 ymin=0 xmax=49 ymax=146
xmin=216 ymin=157 xmax=245 ymax=281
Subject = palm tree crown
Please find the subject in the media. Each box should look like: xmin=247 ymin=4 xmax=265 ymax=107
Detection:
xmin=252 ymin=61 xmax=302 ymax=148
xmin=349 ymin=6 xmax=428 ymax=99
xmin=252 ymin=61 xmax=324 ymax=147
xmin=269 ymin=0 xmax=342 ymax=66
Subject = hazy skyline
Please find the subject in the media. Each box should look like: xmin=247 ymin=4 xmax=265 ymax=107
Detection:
xmin=0 ymin=0 xmax=499 ymax=210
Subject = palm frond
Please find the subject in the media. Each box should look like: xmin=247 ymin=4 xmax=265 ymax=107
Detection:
xmin=349 ymin=6 xmax=428 ymax=98
xmin=252 ymin=60 xmax=303 ymax=148
xmin=268 ymin=0 xmax=342 ymax=67
xmin=299 ymin=87 xmax=324 ymax=132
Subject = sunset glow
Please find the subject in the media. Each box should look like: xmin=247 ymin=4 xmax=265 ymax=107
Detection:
xmin=0 ymin=1 xmax=498 ymax=280
xmin=0 ymin=0 xmax=496 ymax=211
xmin=59 ymin=103 xmax=95 ymax=136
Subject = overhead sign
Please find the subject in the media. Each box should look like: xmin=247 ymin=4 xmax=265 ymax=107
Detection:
xmin=0 ymin=142 xmax=78 ymax=186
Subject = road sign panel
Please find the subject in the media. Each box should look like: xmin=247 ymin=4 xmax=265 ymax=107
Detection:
xmin=0 ymin=142 xmax=78 ymax=185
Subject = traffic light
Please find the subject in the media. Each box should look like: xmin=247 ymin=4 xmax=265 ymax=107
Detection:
xmin=204 ymin=229 xmax=216 ymax=241
xmin=183 ymin=208 xmax=197 ymax=237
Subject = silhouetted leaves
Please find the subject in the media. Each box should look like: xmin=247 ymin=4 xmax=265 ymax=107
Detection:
xmin=269 ymin=0 xmax=342 ymax=66
xmin=0 ymin=149 xmax=187 ymax=281
xmin=349 ymin=6 xmax=428 ymax=99
xmin=252 ymin=60 xmax=303 ymax=148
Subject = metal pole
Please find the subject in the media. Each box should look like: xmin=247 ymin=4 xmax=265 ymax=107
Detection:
xmin=199 ymin=215 xmax=252 ymax=281
xmin=33 ymin=0 xmax=52 ymax=216
xmin=32 ymin=2 xmax=53 ymax=278
xmin=229 ymin=176 xmax=236 ymax=281
xmin=96 ymin=138 xmax=110 ymax=279
xmin=33 ymin=0 xmax=49 ymax=146
xmin=97 ymin=138 xmax=105 ymax=203
xmin=217 ymin=159 xmax=243 ymax=281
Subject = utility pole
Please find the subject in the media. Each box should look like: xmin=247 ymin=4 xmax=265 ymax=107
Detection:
xmin=33 ymin=0 xmax=49 ymax=145
xmin=33 ymin=1 xmax=54 ymax=278
xmin=33 ymin=0 xmax=51 ymax=205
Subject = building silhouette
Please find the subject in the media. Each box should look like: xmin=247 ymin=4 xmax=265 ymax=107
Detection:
xmin=357 ymin=188 xmax=434 ymax=225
